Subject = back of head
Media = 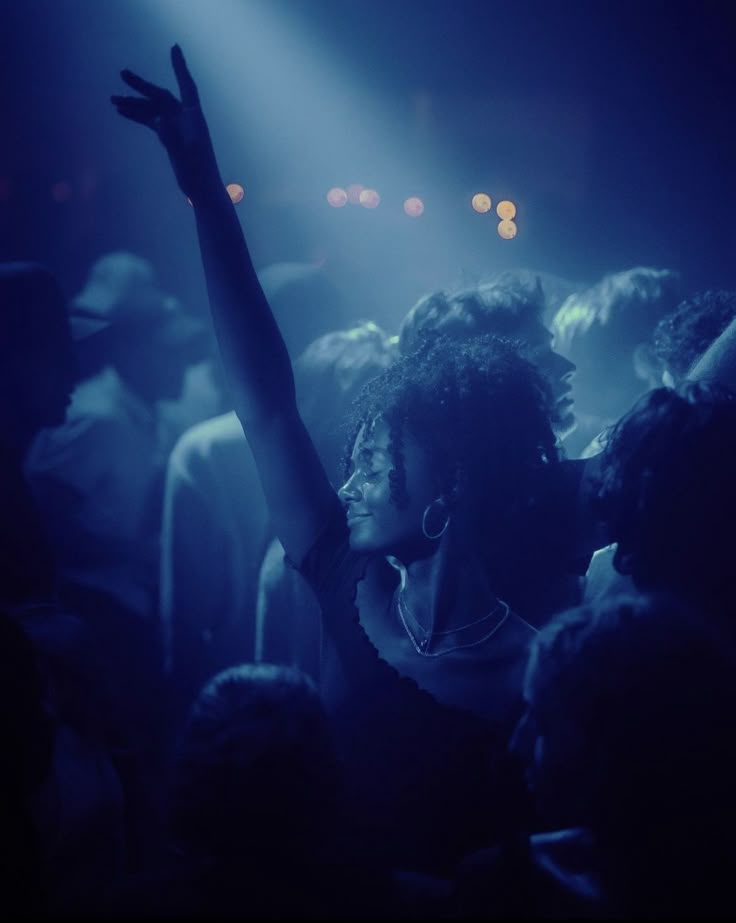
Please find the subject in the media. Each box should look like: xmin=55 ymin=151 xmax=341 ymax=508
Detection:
xmin=597 ymin=382 xmax=736 ymax=614
xmin=294 ymin=321 xmax=397 ymax=482
xmin=524 ymin=593 xmax=736 ymax=915
xmin=399 ymin=279 xmax=545 ymax=357
xmin=171 ymin=664 xmax=339 ymax=859
xmin=653 ymin=289 xmax=736 ymax=385
xmin=552 ymin=267 xmax=680 ymax=419
xmin=0 ymin=262 xmax=76 ymax=442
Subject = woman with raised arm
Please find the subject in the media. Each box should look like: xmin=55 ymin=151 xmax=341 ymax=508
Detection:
xmin=112 ymin=48 xmax=559 ymax=871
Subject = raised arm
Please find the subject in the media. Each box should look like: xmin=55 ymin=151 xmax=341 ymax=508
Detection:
xmin=112 ymin=46 xmax=339 ymax=562
xmin=688 ymin=315 xmax=736 ymax=389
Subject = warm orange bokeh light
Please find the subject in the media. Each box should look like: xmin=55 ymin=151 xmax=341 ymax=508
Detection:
xmin=226 ymin=183 xmax=245 ymax=204
xmin=471 ymin=193 xmax=492 ymax=213
xmin=359 ymin=188 xmax=381 ymax=209
xmin=496 ymin=199 xmax=516 ymax=220
xmin=497 ymin=219 xmax=518 ymax=239
xmin=403 ymin=196 xmax=424 ymax=217
xmin=326 ymin=187 xmax=348 ymax=208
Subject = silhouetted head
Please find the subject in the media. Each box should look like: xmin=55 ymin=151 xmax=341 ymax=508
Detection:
xmin=338 ymin=334 xmax=558 ymax=592
xmin=511 ymin=593 xmax=736 ymax=916
xmin=400 ymin=280 xmax=576 ymax=440
xmin=171 ymin=664 xmax=340 ymax=860
xmin=652 ymin=289 xmax=736 ymax=386
xmin=0 ymin=263 xmax=76 ymax=451
xmin=596 ymin=382 xmax=736 ymax=616
xmin=552 ymin=267 xmax=680 ymax=425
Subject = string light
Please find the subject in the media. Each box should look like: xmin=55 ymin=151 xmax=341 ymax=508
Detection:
xmin=359 ymin=188 xmax=380 ymax=208
xmin=496 ymin=200 xmax=516 ymax=220
xmin=326 ymin=187 xmax=348 ymax=207
xmin=226 ymin=183 xmax=245 ymax=204
xmin=497 ymin=219 xmax=518 ymax=239
xmin=404 ymin=196 xmax=424 ymax=217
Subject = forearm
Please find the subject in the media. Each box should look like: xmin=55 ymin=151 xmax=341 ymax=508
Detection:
xmin=688 ymin=316 xmax=736 ymax=388
xmin=192 ymin=185 xmax=296 ymax=428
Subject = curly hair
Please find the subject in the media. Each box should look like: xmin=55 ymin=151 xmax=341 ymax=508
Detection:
xmin=342 ymin=334 xmax=559 ymax=589
xmin=596 ymin=382 xmax=736 ymax=611
xmin=652 ymin=290 xmax=736 ymax=383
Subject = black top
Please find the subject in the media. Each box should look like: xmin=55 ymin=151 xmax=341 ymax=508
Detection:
xmin=297 ymin=511 xmax=532 ymax=873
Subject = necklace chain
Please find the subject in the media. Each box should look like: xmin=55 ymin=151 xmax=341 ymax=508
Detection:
xmin=396 ymin=591 xmax=511 ymax=658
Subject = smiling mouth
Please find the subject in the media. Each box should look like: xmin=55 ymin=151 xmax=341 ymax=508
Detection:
xmin=346 ymin=513 xmax=371 ymax=525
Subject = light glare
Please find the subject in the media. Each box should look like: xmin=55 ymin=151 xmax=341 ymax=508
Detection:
xmin=326 ymin=187 xmax=348 ymax=207
xmin=497 ymin=219 xmax=518 ymax=239
xmin=359 ymin=188 xmax=380 ymax=209
xmin=226 ymin=183 xmax=245 ymax=204
xmin=471 ymin=193 xmax=492 ymax=213
xmin=496 ymin=199 xmax=516 ymax=220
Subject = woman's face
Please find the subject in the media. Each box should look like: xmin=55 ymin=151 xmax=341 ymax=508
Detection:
xmin=338 ymin=416 xmax=437 ymax=555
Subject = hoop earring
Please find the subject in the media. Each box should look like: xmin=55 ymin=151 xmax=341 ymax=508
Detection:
xmin=422 ymin=499 xmax=449 ymax=540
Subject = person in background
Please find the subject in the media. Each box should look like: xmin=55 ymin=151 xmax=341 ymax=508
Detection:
xmin=256 ymin=322 xmax=397 ymax=680
xmin=652 ymin=289 xmax=736 ymax=387
xmin=552 ymin=267 xmax=681 ymax=457
xmin=24 ymin=251 xmax=209 ymax=870
xmin=107 ymin=663 xmax=398 ymax=919
xmin=587 ymin=382 xmax=736 ymax=619
xmin=0 ymin=264 xmax=126 ymax=914
xmin=398 ymin=280 xmax=590 ymax=625
xmin=160 ymin=263 xmax=356 ymax=720
xmin=462 ymin=594 xmax=736 ymax=919
xmin=482 ymin=269 xmax=582 ymax=328
xmin=400 ymin=279 xmax=577 ymax=443
xmin=26 ymin=250 xmax=209 ymax=624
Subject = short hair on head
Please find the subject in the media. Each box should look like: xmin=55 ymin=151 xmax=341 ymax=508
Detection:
xmin=595 ymin=382 xmax=736 ymax=611
xmin=398 ymin=278 xmax=545 ymax=357
xmin=345 ymin=334 xmax=558 ymax=590
xmin=652 ymin=290 xmax=736 ymax=383
xmin=171 ymin=663 xmax=339 ymax=856
xmin=552 ymin=266 xmax=680 ymax=358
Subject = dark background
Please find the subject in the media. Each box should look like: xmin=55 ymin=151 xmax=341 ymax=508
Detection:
xmin=2 ymin=0 xmax=734 ymax=329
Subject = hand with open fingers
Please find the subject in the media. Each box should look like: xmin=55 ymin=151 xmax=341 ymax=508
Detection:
xmin=112 ymin=45 xmax=222 ymax=202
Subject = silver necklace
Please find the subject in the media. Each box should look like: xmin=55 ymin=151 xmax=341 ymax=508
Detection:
xmin=396 ymin=591 xmax=511 ymax=658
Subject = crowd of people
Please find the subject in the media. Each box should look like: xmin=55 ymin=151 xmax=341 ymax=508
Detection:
xmin=2 ymin=44 xmax=736 ymax=919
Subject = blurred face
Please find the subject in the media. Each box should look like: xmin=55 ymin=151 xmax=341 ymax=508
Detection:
xmin=520 ymin=320 xmax=577 ymax=441
xmin=337 ymin=416 xmax=436 ymax=556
